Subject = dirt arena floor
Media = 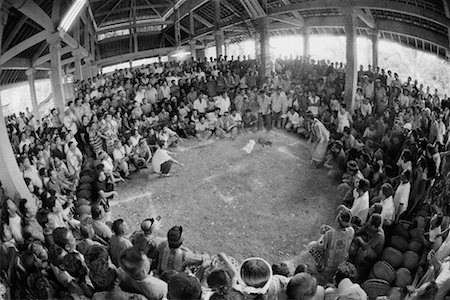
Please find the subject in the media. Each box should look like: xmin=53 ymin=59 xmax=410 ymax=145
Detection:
xmin=112 ymin=130 xmax=338 ymax=264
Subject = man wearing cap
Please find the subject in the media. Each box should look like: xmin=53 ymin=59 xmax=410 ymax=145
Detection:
xmin=130 ymin=217 xmax=164 ymax=263
xmin=157 ymin=226 xmax=208 ymax=275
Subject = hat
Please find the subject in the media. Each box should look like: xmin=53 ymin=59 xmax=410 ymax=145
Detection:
xmin=167 ymin=226 xmax=183 ymax=249
xmin=403 ymin=123 xmax=412 ymax=131
xmin=337 ymin=208 xmax=352 ymax=227
xmin=347 ymin=160 xmax=358 ymax=172
xmin=168 ymin=272 xmax=202 ymax=300
xmin=333 ymin=140 xmax=343 ymax=149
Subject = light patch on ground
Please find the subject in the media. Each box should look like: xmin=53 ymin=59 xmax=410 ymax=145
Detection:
xmin=277 ymin=146 xmax=301 ymax=160
xmin=110 ymin=191 xmax=154 ymax=206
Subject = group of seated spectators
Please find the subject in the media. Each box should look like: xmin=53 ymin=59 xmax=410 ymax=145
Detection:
xmin=0 ymin=51 xmax=449 ymax=300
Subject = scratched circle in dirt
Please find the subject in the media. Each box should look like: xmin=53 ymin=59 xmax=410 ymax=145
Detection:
xmin=112 ymin=130 xmax=337 ymax=263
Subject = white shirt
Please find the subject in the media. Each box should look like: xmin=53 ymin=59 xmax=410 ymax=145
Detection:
xmin=287 ymin=111 xmax=300 ymax=125
xmin=215 ymin=96 xmax=231 ymax=115
xmin=152 ymin=149 xmax=172 ymax=173
xmin=350 ymin=191 xmax=369 ymax=224
xmin=394 ymin=182 xmax=411 ymax=216
xmin=193 ymin=99 xmax=207 ymax=114
xmin=231 ymin=113 xmax=242 ymax=123
xmin=381 ymin=196 xmax=395 ymax=223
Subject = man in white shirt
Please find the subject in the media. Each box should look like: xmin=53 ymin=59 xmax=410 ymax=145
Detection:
xmin=285 ymin=107 xmax=300 ymax=132
xmin=145 ymin=85 xmax=158 ymax=104
xmin=380 ymin=183 xmax=395 ymax=225
xmin=270 ymin=87 xmax=286 ymax=128
xmin=347 ymin=179 xmax=370 ymax=225
xmin=193 ymin=94 xmax=208 ymax=114
xmin=214 ymin=91 xmax=231 ymax=115
xmin=152 ymin=141 xmax=183 ymax=177
xmin=394 ymin=170 xmax=411 ymax=220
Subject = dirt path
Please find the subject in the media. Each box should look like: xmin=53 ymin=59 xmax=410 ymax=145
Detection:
xmin=112 ymin=130 xmax=338 ymax=263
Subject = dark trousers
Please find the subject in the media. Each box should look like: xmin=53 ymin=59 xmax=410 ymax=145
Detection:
xmin=161 ymin=160 xmax=173 ymax=174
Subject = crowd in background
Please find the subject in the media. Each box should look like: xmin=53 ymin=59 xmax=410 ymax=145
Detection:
xmin=0 ymin=52 xmax=449 ymax=300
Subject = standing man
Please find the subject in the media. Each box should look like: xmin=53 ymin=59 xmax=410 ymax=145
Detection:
xmin=271 ymin=87 xmax=286 ymax=128
xmin=257 ymin=90 xmax=272 ymax=131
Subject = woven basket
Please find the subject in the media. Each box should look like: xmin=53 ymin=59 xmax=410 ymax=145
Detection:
xmin=412 ymin=216 xmax=427 ymax=229
xmin=372 ymin=260 xmax=396 ymax=284
xmin=416 ymin=209 xmax=430 ymax=218
xmin=77 ymin=189 xmax=92 ymax=199
xmin=395 ymin=267 xmax=412 ymax=288
xmin=76 ymin=204 xmax=91 ymax=216
xmin=75 ymin=197 xmax=90 ymax=206
xmin=409 ymin=228 xmax=425 ymax=240
xmin=361 ymin=279 xmax=391 ymax=300
xmin=78 ymin=183 xmax=92 ymax=191
xmin=393 ymin=223 xmax=409 ymax=239
xmin=80 ymin=175 xmax=95 ymax=184
xmin=408 ymin=239 xmax=424 ymax=254
xmin=389 ymin=235 xmax=409 ymax=252
xmin=382 ymin=247 xmax=403 ymax=269
xmin=403 ymin=250 xmax=420 ymax=271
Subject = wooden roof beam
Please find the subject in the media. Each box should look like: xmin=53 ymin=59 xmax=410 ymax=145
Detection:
xmin=0 ymin=30 xmax=51 ymax=66
xmin=193 ymin=13 xmax=213 ymax=28
xmin=7 ymin=0 xmax=54 ymax=31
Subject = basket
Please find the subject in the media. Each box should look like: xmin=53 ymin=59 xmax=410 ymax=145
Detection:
xmin=389 ymin=235 xmax=409 ymax=252
xmin=409 ymin=228 xmax=425 ymax=240
xmin=393 ymin=223 xmax=409 ymax=239
xmin=361 ymin=279 xmax=391 ymax=300
xmin=395 ymin=267 xmax=412 ymax=288
xmin=416 ymin=209 xmax=430 ymax=218
xmin=80 ymin=175 xmax=95 ymax=184
xmin=76 ymin=204 xmax=91 ymax=217
xmin=382 ymin=247 xmax=403 ymax=269
xmin=77 ymin=189 xmax=92 ymax=199
xmin=372 ymin=260 xmax=396 ymax=284
xmin=412 ymin=216 xmax=427 ymax=229
xmin=408 ymin=240 xmax=424 ymax=254
xmin=403 ymin=250 xmax=420 ymax=271
xmin=307 ymin=240 xmax=325 ymax=267
xmin=78 ymin=183 xmax=92 ymax=191
xmin=75 ymin=197 xmax=90 ymax=206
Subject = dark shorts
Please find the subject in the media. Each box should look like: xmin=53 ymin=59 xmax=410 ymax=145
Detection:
xmin=161 ymin=160 xmax=173 ymax=174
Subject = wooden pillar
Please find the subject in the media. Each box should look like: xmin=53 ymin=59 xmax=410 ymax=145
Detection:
xmin=214 ymin=0 xmax=223 ymax=58
xmin=0 ymin=9 xmax=33 ymax=201
xmin=370 ymin=29 xmax=379 ymax=69
xmin=26 ymin=68 xmax=40 ymax=119
xmin=344 ymin=8 xmax=357 ymax=112
xmin=189 ymin=10 xmax=197 ymax=60
xmin=48 ymin=35 xmax=66 ymax=117
xmin=302 ymin=27 xmax=310 ymax=59
xmin=72 ymin=48 xmax=84 ymax=81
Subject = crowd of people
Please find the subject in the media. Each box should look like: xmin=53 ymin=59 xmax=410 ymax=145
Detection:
xmin=0 ymin=51 xmax=449 ymax=300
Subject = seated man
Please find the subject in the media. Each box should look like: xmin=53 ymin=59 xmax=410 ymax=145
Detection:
xmin=242 ymin=109 xmax=257 ymax=132
xmin=216 ymin=111 xmax=238 ymax=139
xmin=230 ymin=109 xmax=243 ymax=130
xmin=195 ymin=116 xmax=213 ymax=141
xmin=324 ymin=141 xmax=347 ymax=180
xmin=157 ymin=226 xmax=208 ymax=275
xmin=117 ymin=247 xmax=168 ymax=300
xmin=325 ymin=262 xmax=367 ymax=300
xmin=285 ymin=107 xmax=300 ymax=132
xmin=152 ymin=141 xmax=184 ymax=177
xmin=168 ymin=272 xmax=202 ymax=300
